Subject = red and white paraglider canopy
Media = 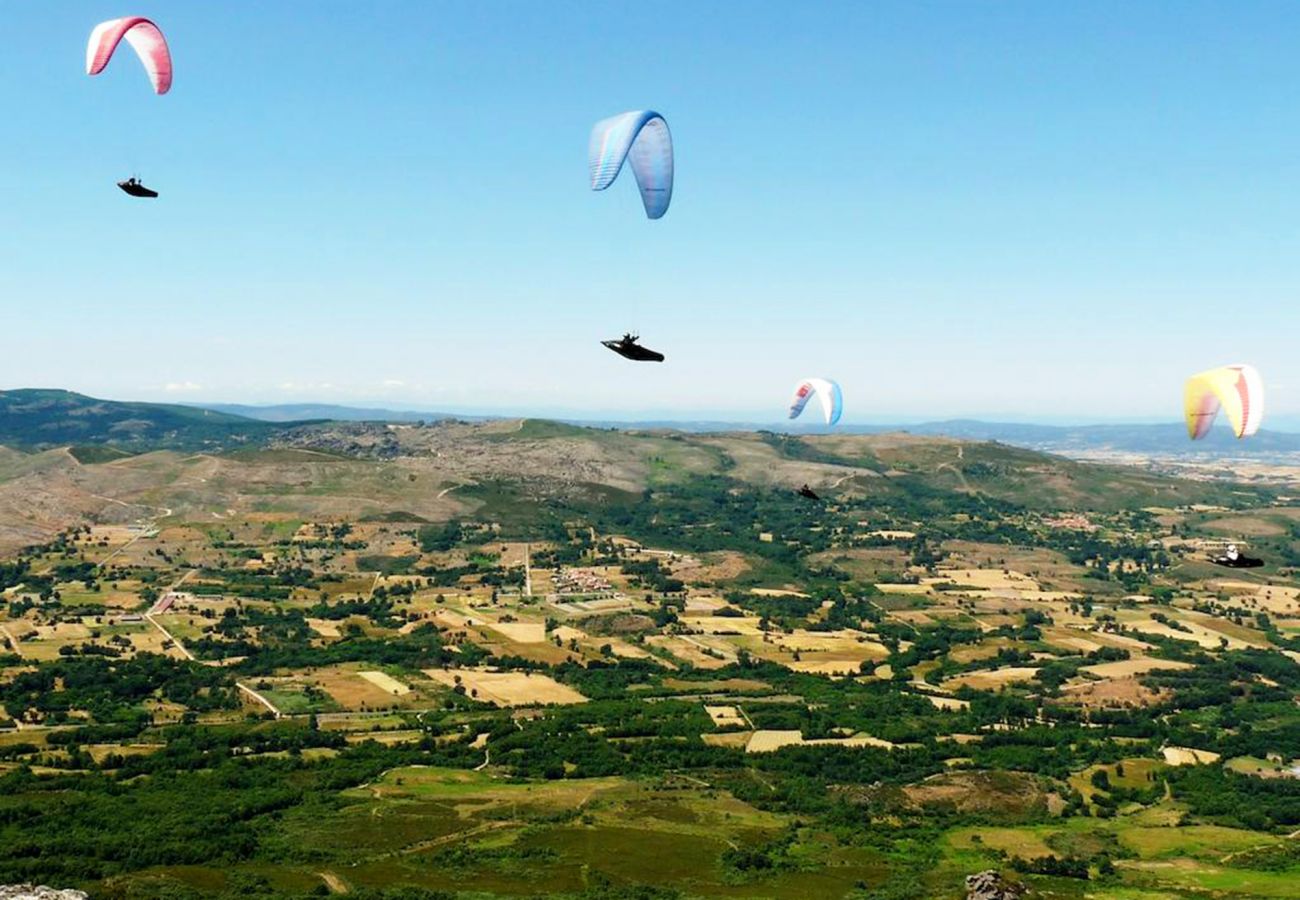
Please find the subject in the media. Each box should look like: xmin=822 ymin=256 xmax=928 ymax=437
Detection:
xmin=86 ymin=16 xmax=172 ymax=95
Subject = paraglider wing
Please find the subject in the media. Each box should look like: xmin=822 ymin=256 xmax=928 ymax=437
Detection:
xmin=589 ymin=111 xmax=673 ymax=219
xmin=1183 ymin=364 xmax=1263 ymax=440
xmin=788 ymin=378 xmax=843 ymax=426
xmin=87 ymin=17 xmax=172 ymax=95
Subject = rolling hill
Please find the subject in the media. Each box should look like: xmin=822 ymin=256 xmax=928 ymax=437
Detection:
xmin=0 ymin=389 xmax=303 ymax=451
xmin=0 ymin=408 xmax=1278 ymax=555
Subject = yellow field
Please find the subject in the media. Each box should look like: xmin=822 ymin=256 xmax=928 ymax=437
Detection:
xmin=925 ymin=568 xmax=1038 ymax=590
xmin=745 ymin=730 xmax=804 ymax=753
xmin=645 ymin=634 xmax=735 ymax=669
xmin=1061 ymin=676 xmax=1168 ymax=708
xmin=487 ymin=622 xmax=547 ymax=643
xmin=683 ymin=596 xmax=728 ymax=613
xmin=358 ymin=670 xmax=412 ymax=695
xmin=1181 ymin=610 xmax=1270 ymax=647
xmin=942 ymin=666 xmax=1040 ymax=691
xmin=925 ymin=695 xmax=970 ymax=711
xmin=602 ymin=637 xmax=659 ymax=662
xmin=684 ymin=615 xmax=765 ymax=636
xmin=701 ymin=731 xmax=752 ymax=748
xmin=1085 ymin=630 xmax=1155 ymax=652
xmin=30 ymin=622 xmax=90 ymax=641
xmin=305 ymin=618 xmax=342 ymax=638
xmin=873 ymin=583 xmax=930 ymax=595
xmin=745 ymin=729 xmax=894 ymax=753
xmin=1212 ymin=580 xmax=1300 ymax=615
xmin=1141 ymin=611 xmax=1264 ymax=650
xmin=786 ymin=659 xmax=864 ymax=675
xmin=762 ymin=628 xmax=883 ymax=653
xmin=948 ymin=641 xmax=1009 ymax=664
xmin=805 ymin=734 xmax=894 ymax=749
xmin=298 ymin=664 xmax=429 ymax=711
xmin=704 ymin=705 xmax=746 ymax=728
xmin=423 ymin=668 xmax=588 ymax=707
xmin=1162 ymin=746 xmax=1221 ymax=766
xmin=1040 ymin=631 xmax=1103 ymax=654
xmin=433 ymin=609 xmax=476 ymax=629
xmin=1080 ymin=657 xmax=1193 ymax=678
xmin=736 ymin=626 xmax=890 ymax=676
xmin=550 ymin=625 xmax=587 ymax=643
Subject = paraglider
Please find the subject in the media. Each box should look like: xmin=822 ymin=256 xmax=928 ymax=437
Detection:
xmin=602 ymin=334 xmax=664 ymax=363
xmin=88 ymin=17 xmax=171 ymax=197
xmin=117 ymin=177 xmax=157 ymax=198
xmin=1209 ymin=544 xmax=1264 ymax=569
xmin=1184 ymin=364 xmax=1263 ymax=440
xmin=86 ymin=17 xmax=172 ymax=94
xmin=589 ymin=111 xmax=673 ymax=219
xmin=796 ymin=484 xmax=821 ymax=502
xmin=788 ymin=378 xmax=842 ymax=426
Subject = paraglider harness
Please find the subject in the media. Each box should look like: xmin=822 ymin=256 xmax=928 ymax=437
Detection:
xmin=118 ymin=177 xmax=158 ymax=198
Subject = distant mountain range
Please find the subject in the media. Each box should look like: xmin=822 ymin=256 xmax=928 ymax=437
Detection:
xmin=0 ymin=389 xmax=293 ymax=451
xmin=202 ymin=402 xmax=1300 ymax=456
xmin=201 ymin=402 xmax=460 ymax=424
xmin=847 ymin=419 xmax=1300 ymax=455
xmin=3 ymin=389 xmax=1300 ymax=457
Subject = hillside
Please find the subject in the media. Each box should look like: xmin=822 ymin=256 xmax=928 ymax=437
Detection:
xmin=0 ymin=389 xmax=297 ymax=451
xmin=0 ymin=415 xmax=1277 ymax=555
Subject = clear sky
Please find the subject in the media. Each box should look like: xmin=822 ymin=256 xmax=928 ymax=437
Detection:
xmin=4 ymin=2 xmax=1300 ymax=425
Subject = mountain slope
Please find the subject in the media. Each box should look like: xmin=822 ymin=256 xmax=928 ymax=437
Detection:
xmin=0 ymin=389 xmax=296 ymax=451
xmin=200 ymin=403 xmax=462 ymax=423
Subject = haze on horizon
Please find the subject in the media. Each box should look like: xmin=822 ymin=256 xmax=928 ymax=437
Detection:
xmin=4 ymin=2 xmax=1300 ymax=424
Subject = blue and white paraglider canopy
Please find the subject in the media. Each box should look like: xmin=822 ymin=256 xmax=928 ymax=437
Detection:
xmin=788 ymin=378 xmax=843 ymax=426
xmin=588 ymin=110 xmax=674 ymax=219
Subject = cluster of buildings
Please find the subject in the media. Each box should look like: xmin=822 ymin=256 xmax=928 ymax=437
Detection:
xmin=552 ymin=568 xmax=614 ymax=596
xmin=1042 ymin=514 xmax=1098 ymax=532
xmin=147 ymin=591 xmax=191 ymax=615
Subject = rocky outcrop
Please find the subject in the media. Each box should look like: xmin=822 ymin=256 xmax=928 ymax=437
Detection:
xmin=965 ymin=870 xmax=1022 ymax=900
xmin=0 ymin=888 xmax=89 ymax=900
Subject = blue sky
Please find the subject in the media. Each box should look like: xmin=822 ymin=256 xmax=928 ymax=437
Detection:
xmin=3 ymin=2 xmax=1300 ymax=425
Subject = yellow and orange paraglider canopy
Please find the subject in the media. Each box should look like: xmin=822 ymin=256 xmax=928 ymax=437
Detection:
xmin=1184 ymin=364 xmax=1263 ymax=440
